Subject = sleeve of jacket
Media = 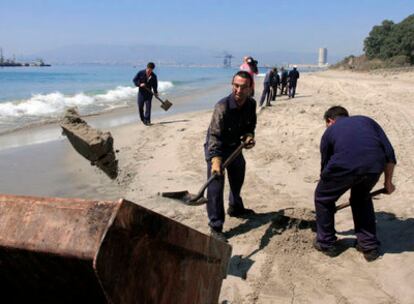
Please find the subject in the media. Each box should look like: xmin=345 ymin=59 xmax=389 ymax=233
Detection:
xmin=133 ymin=72 xmax=140 ymax=87
xmin=248 ymin=98 xmax=257 ymax=136
xmin=152 ymin=74 xmax=158 ymax=94
xmin=207 ymin=103 xmax=226 ymax=159
xmin=372 ymin=119 xmax=397 ymax=164
xmin=320 ymin=131 xmax=331 ymax=172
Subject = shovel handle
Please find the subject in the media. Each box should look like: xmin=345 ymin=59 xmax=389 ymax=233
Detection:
xmin=189 ymin=143 xmax=246 ymax=202
xmin=335 ymin=188 xmax=387 ymax=212
xmin=143 ymin=86 xmax=167 ymax=105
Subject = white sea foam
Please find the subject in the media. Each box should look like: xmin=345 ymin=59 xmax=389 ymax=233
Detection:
xmin=0 ymin=81 xmax=174 ymax=119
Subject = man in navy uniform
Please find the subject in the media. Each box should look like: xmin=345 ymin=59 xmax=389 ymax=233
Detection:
xmin=280 ymin=67 xmax=288 ymax=95
xmin=133 ymin=62 xmax=158 ymax=126
xmin=288 ymin=65 xmax=300 ymax=98
xmin=205 ymin=70 xmax=257 ymax=242
xmin=314 ymin=106 xmax=396 ymax=261
xmin=259 ymin=68 xmax=275 ymax=107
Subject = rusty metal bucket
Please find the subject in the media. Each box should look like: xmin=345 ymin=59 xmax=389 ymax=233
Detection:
xmin=0 ymin=194 xmax=231 ymax=304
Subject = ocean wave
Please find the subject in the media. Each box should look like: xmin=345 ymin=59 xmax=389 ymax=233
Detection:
xmin=0 ymin=81 xmax=174 ymax=118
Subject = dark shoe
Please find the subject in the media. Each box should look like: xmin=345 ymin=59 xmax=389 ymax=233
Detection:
xmin=227 ymin=206 xmax=255 ymax=218
xmin=210 ymin=227 xmax=228 ymax=243
xmin=355 ymin=244 xmax=380 ymax=262
xmin=313 ymin=239 xmax=339 ymax=257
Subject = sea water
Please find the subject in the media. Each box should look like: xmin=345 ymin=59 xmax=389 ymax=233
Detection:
xmin=0 ymin=65 xmax=239 ymax=134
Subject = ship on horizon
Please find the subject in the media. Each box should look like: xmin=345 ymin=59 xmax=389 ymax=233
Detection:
xmin=0 ymin=48 xmax=51 ymax=67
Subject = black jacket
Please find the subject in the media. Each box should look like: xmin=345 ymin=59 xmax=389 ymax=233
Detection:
xmin=133 ymin=69 xmax=158 ymax=97
xmin=205 ymin=94 xmax=257 ymax=160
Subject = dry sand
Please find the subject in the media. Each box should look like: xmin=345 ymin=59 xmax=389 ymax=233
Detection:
xmin=67 ymin=69 xmax=414 ymax=303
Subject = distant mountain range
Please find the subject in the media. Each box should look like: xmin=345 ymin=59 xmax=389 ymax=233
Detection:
xmin=22 ymin=44 xmax=342 ymax=66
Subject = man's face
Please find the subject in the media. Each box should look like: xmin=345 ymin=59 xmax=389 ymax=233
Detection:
xmin=232 ymin=76 xmax=251 ymax=105
xmin=146 ymin=68 xmax=153 ymax=75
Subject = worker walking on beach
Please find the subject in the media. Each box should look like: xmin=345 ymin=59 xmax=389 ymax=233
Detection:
xmin=288 ymin=65 xmax=300 ymax=98
xmin=259 ymin=68 xmax=275 ymax=107
xmin=270 ymin=67 xmax=280 ymax=102
xmin=205 ymin=70 xmax=257 ymax=242
xmin=280 ymin=67 xmax=288 ymax=95
xmin=313 ymin=106 xmax=396 ymax=261
xmin=133 ymin=62 xmax=158 ymax=126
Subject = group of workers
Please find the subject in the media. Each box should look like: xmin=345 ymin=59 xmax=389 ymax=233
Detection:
xmin=133 ymin=60 xmax=396 ymax=262
xmin=259 ymin=65 xmax=300 ymax=107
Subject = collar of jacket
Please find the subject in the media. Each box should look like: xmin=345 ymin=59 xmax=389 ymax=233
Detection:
xmin=228 ymin=94 xmax=250 ymax=110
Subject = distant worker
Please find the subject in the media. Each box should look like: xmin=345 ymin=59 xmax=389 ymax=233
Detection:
xmin=259 ymin=68 xmax=275 ymax=107
xmin=270 ymin=67 xmax=280 ymax=102
xmin=205 ymin=70 xmax=257 ymax=242
xmin=280 ymin=67 xmax=288 ymax=95
xmin=133 ymin=62 xmax=158 ymax=126
xmin=288 ymin=65 xmax=300 ymax=98
xmin=240 ymin=56 xmax=259 ymax=96
xmin=314 ymin=106 xmax=396 ymax=262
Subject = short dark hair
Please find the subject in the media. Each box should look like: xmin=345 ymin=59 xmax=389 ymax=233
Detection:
xmin=147 ymin=62 xmax=155 ymax=69
xmin=233 ymin=70 xmax=253 ymax=87
xmin=324 ymin=106 xmax=349 ymax=122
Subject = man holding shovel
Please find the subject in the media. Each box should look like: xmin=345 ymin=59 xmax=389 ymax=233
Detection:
xmin=133 ymin=62 xmax=158 ymax=126
xmin=313 ymin=106 xmax=396 ymax=261
xmin=205 ymin=70 xmax=257 ymax=242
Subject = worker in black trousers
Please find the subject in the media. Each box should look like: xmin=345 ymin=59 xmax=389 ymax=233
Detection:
xmin=133 ymin=62 xmax=158 ymax=126
xmin=314 ymin=106 xmax=396 ymax=261
xmin=204 ymin=71 xmax=257 ymax=242
xmin=288 ymin=65 xmax=300 ymax=98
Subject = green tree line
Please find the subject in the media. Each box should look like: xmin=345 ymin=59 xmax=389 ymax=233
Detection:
xmin=364 ymin=14 xmax=414 ymax=64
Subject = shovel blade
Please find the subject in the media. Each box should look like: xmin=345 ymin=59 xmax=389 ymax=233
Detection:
xmin=161 ymin=191 xmax=207 ymax=206
xmin=160 ymin=100 xmax=172 ymax=111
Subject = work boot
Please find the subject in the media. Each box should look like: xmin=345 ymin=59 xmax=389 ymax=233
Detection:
xmin=313 ymin=239 xmax=339 ymax=257
xmin=355 ymin=243 xmax=380 ymax=262
xmin=210 ymin=227 xmax=228 ymax=243
xmin=227 ymin=205 xmax=255 ymax=218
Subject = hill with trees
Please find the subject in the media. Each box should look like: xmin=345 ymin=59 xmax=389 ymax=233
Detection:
xmin=332 ymin=14 xmax=414 ymax=70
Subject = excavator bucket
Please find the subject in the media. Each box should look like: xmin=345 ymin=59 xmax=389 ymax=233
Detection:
xmin=0 ymin=194 xmax=231 ymax=304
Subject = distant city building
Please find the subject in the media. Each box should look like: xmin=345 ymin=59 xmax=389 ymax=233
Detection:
xmin=318 ymin=48 xmax=328 ymax=66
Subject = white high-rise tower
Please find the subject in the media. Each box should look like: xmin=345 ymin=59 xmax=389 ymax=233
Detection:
xmin=318 ymin=48 xmax=328 ymax=66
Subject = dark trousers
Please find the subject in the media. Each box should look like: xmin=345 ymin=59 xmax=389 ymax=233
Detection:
xmin=270 ymin=85 xmax=278 ymax=101
xmin=281 ymin=82 xmax=288 ymax=95
xmin=206 ymin=152 xmax=246 ymax=231
xmin=137 ymin=93 xmax=152 ymax=123
xmin=314 ymin=173 xmax=381 ymax=250
xmin=259 ymin=83 xmax=271 ymax=106
xmin=288 ymin=82 xmax=297 ymax=98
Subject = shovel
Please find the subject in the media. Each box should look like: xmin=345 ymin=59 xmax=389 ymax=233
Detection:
xmin=143 ymin=87 xmax=172 ymax=111
xmin=161 ymin=142 xmax=246 ymax=206
xmin=335 ymin=187 xmax=387 ymax=212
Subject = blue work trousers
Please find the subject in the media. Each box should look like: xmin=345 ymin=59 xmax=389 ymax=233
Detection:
xmin=137 ymin=92 xmax=153 ymax=123
xmin=314 ymin=173 xmax=381 ymax=250
xmin=206 ymin=151 xmax=246 ymax=231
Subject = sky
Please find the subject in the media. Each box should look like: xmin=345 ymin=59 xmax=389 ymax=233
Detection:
xmin=1 ymin=0 xmax=413 ymax=61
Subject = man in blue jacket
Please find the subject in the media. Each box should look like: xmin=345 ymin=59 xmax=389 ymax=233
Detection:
xmin=133 ymin=62 xmax=158 ymax=126
xmin=314 ymin=106 xmax=396 ymax=261
xmin=205 ymin=71 xmax=257 ymax=242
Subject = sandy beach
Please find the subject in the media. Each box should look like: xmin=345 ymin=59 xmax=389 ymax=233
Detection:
xmin=2 ymin=69 xmax=414 ymax=303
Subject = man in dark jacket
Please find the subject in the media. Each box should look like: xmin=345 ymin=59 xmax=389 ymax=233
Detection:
xmin=205 ymin=70 xmax=257 ymax=242
xmin=280 ymin=67 xmax=288 ymax=95
xmin=314 ymin=106 xmax=396 ymax=261
xmin=288 ymin=66 xmax=300 ymax=98
xmin=259 ymin=68 xmax=275 ymax=107
xmin=133 ymin=62 xmax=158 ymax=125
xmin=270 ymin=67 xmax=280 ymax=102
